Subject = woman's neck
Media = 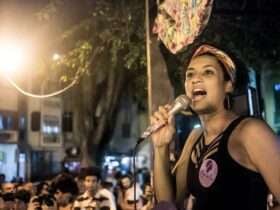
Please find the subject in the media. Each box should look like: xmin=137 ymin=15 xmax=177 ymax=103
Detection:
xmin=199 ymin=110 xmax=237 ymax=143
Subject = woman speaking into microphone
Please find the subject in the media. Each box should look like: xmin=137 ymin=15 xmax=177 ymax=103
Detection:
xmin=151 ymin=44 xmax=280 ymax=210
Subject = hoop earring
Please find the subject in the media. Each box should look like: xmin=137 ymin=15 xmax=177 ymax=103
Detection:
xmin=225 ymin=94 xmax=232 ymax=110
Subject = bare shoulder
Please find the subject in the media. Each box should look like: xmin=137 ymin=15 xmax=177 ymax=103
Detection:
xmin=237 ymin=117 xmax=275 ymax=142
xmin=235 ymin=117 xmax=279 ymax=162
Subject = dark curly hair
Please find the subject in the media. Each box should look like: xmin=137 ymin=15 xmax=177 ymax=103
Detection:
xmin=52 ymin=173 xmax=79 ymax=196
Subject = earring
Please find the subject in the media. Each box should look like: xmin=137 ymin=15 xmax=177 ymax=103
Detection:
xmin=226 ymin=94 xmax=232 ymax=109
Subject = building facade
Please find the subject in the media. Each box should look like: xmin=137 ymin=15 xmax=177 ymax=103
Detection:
xmin=0 ymin=77 xmax=67 ymax=182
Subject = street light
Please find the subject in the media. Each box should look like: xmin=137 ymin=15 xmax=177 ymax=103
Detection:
xmin=0 ymin=36 xmax=84 ymax=98
xmin=0 ymin=41 xmax=76 ymax=98
xmin=0 ymin=40 xmax=26 ymax=74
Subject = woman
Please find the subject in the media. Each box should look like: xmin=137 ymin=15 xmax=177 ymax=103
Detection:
xmin=151 ymin=44 xmax=280 ymax=210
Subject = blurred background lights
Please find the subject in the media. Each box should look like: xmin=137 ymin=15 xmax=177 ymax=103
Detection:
xmin=274 ymin=83 xmax=280 ymax=92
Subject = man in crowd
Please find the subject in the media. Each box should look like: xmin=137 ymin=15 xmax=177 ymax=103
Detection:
xmin=73 ymin=166 xmax=115 ymax=210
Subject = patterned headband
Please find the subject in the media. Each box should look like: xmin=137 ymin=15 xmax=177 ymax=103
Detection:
xmin=192 ymin=44 xmax=236 ymax=83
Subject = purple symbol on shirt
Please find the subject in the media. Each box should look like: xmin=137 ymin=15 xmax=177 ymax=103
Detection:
xmin=199 ymin=159 xmax=218 ymax=188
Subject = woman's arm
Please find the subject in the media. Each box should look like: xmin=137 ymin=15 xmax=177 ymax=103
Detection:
xmin=240 ymin=118 xmax=280 ymax=203
xmin=150 ymin=105 xmax=177 ymax=202
xmin=153 ymin=146 xmax=175 ymax=202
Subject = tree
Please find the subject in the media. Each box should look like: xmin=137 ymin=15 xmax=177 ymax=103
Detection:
xmin=36 ymin=0 xmax=147 ymax=165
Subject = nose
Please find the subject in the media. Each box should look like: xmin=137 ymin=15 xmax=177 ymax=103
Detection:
xmin=191 ymin=73 xmax=202 ymax=84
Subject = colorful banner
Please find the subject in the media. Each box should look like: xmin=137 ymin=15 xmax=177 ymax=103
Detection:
xmin=153 ymin=0 xmax=214 ymax=54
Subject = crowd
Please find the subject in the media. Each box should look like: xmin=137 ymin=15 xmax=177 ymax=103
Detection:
xmin=1 ymin=166 xmax=277 ymax=210
xmin=0 ymin=167 xmax=153 ymax=210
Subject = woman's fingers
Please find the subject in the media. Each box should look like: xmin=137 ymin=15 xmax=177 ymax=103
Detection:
xmin=150 ymin=105 xmax=169 ymax=124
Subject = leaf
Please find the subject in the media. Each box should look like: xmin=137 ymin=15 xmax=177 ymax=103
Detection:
xmin=60 ymin=75 xmax=68 ymax=83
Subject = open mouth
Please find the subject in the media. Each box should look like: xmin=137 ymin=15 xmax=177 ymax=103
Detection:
xmin=192 ymin=89 xmax=207 ymax=100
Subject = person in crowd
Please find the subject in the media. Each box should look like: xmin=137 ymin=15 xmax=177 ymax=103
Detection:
xmin=28 ymin=181 xmax=57 ymax=210
xmin=14 ymin=183 xmax=32 ymax=209
xmin=73 ymin=166 xmax=115 ymax=210
xmin=151 ymin=43 xmax=280 ymax=210
xmin=0 ymin=182 xmax=15 ymax=210
xmin=117 ymin=174 xmax=143 ymax=210
xmin=99 ymin=180 xmax=117 ymax=210
xmin=140 ymin=183 xmax=154 ymax=210
xmin=23 ymin=182 xmax=36 ymax=198
xmin=74 ymin=175 xmax=85 ymax=195
xmin=0 ymin=182 xmax=28 ymax=210
xmin=1 ymin=182 xmax=15 ymax=194
xmin=52 ymin=173 xmax=79 ymax=210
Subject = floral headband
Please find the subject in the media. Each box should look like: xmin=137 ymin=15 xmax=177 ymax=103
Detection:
xmin=192 ymin=44 xmax=236 ymax=83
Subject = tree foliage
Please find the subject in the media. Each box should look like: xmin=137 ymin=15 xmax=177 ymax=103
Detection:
xmin=36 ymin=0 xmax=147 ymax=165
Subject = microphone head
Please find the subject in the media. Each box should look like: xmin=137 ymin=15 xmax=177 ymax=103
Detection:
xmin=168 ymin=95 xmax=190 ymax=115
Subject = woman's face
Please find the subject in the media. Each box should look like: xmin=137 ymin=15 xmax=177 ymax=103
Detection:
xmin=184 ymin=55 xmax=232 ymax=115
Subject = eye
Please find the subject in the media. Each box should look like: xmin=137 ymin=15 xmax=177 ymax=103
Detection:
xmin=204 ymin=69 xmax=215 ymax=76
xmin=186 ymin=71 xmax=194 ymax=79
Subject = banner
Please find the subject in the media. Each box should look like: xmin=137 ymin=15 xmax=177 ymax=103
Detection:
xmin=153 ymin=0 xmax=214 ymax=54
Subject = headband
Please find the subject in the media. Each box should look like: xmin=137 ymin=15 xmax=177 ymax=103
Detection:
xmin=192 ymin=44 xmax=236 ymax=83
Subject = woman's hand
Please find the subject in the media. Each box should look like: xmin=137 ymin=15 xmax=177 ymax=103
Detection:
xmin=150 ymin=105 xmax=176 ymax=148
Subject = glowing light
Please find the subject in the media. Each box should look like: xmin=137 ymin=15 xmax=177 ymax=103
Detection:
xmin=274 ymin=83 xmax=280 ymax=92
xmin=0 ymin=41 xmax=25 ymax=73
xmin=52 ymin=53 xmax=60 ymax=61
xmin=121 ymin=157 xmax=130 ymax=165
xmin=53 ymin=126 xmax=59 ymax=133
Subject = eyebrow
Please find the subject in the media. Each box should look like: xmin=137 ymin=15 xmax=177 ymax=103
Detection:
xmin=186 ymin=67 xmax=195 ymax=71
xmin=186 ymin=64 xmax=216 ymax=71
xmin=203 ymin=64 xmax=216 ymax=69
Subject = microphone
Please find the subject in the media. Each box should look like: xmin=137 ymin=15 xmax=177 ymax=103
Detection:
xmin=140 ymin=95 xmax=190 ymax=139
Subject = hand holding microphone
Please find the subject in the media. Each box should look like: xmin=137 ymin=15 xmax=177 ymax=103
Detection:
xmin=140 ymin=95 xmax=190 ymax=146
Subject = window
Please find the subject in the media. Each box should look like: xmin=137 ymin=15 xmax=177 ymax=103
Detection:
xmin=42 ymin=115 xmax=60 ymax=143
xmin=31 ymin=112 xmax=41 ymax=131
xmin=0 ymin=111 xmax=17 ymax=130
xmin=62 ymin=112 xmax=73 ymax=132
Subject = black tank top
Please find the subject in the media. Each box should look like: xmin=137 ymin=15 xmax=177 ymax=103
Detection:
xmin=187 ymin=116 xmax=268 ymax=210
